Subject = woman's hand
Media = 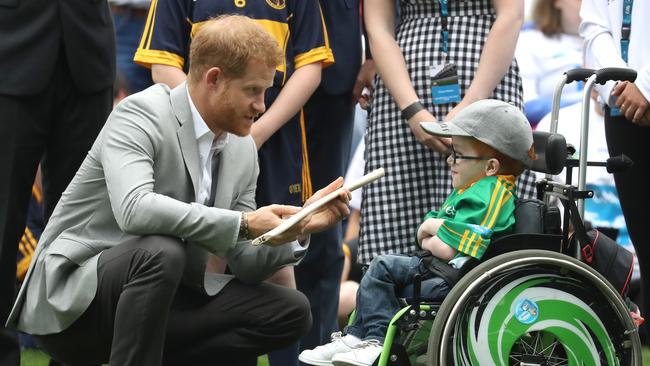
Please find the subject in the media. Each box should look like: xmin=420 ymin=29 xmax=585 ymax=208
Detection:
xmin=408 ymin=109 xmax=451 ymax=153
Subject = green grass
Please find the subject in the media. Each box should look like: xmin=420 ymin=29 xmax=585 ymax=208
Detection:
xmin=19 ymin=351 xmax=270 ymax=366
xmin=18 ymin=348 xmax=650 ymax=365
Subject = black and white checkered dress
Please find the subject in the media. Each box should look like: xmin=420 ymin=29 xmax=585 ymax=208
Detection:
xmin=358 ymin=0 xmax=537 ymax=264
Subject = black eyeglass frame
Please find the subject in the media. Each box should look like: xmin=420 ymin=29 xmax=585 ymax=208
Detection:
xmin=448 ymin=145 xmax=492 ymax=165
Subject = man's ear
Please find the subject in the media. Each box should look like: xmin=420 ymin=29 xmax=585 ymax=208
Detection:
xmin=485 ymin=158 xmax=500 ymax=176
xmin=205 ymin=67 xmax=222 ymax=88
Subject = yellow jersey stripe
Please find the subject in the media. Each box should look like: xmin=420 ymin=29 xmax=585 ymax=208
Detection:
xmin=465 ymin=232 xmax=477 ymax=255
xmin=470 ymin=235 xmax=483 ymax=257
xmin=25 ymin=227 xmax=37 ymax=248
xmin=134 ymin=49 xmax=185 ymax=69
xmin=480 ymin=178 xmax=502 ymax=226
xmin=487 ymin=185 xmax=510 ymax=228
xmin=139 ymin=0 xmax=157 ymax=50
xmin=294 ymin=46 xmax=334 ymax=69
xmin=458 ymin=229 xmax=470 ymax=253
xmin=18 ymin=237 xmax=27 ymax=257
xmin=31 ymin=184 xmax=42 ymax=204
xmin=145 ymin=0 xmax=159 ymax=50
xmin=318 ymin=4 xmax=332 ymax=52
xmin=300 ymin=109 xmax=312 ymax=202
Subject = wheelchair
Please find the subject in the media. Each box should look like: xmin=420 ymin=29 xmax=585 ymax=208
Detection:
xmin=362 ymin=68 xmax=643 ymax=366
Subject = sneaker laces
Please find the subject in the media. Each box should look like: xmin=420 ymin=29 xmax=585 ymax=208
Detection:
xmin=352 ymin=339 xmax=382 ymax=349
xmin=330 ymin=331 xmax=344 ymax=342
xmin=311 ymin=331 xmax=345 ymax=350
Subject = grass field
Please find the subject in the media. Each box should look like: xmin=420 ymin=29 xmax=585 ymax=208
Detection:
xmin=18 ymin=348 xmax=650 ymax=365
xmin=20 ymin=351 xmax=272 ymax=366
xmin=20 ymin=350 xmax=269 ymax=366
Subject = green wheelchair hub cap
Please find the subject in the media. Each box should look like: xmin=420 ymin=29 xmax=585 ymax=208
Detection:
xmin=455 ymin=273 xmax=618 ymax=365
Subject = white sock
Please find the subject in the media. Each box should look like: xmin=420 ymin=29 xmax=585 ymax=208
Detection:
xmin=343 ymin=334 xmax=362 ymax=346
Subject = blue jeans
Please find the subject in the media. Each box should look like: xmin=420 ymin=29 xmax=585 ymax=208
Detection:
xmin=345 ymin=254 xmax=450 ymax=342
xmin=112 ymin=12 xmax=153 ymax=93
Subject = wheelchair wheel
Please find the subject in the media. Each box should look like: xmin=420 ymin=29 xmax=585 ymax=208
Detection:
xmin=427 ymin=249 xmax=642 ymax=365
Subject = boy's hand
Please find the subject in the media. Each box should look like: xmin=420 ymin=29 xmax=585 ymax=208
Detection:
xmin=420 ymin=235 xmax=456 ymax=261
xmin=417 ymin=217 xmax=444 ymax=239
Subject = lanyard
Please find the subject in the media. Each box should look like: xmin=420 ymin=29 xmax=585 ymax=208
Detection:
xmin=621 ymin=0 xmax=633 ymax=63
xmin=439 ymin=0 xmax=449 ymax=54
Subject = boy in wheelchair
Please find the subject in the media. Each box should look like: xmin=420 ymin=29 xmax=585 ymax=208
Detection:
xmin=299 ymin=99 xmax=537 ymax=366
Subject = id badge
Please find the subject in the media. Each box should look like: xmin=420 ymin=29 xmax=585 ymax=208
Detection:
xmin=430 ymin=63 xmax=461 ymax=105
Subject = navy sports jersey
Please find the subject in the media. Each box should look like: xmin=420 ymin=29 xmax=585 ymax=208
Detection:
xmin=135 ymin=0 xmax=333 ymax=90
xmin=135 ymin=0 xmax=334 ymax=206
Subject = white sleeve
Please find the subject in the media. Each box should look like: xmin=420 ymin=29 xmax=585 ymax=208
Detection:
xmin=636 ymin=66 xmax=650 ymax=103
xmin=344 ymin=139 xmax=366 ymax=211
xmin=579 ymin=0 xmax=627 ymax=105
xmin=515 ymin=30 xmax=541 ymax=102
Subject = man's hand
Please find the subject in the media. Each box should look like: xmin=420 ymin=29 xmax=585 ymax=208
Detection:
xmin=352 ymin=59 xmax=377 ymax=110
xmin=613 ymin=81 xmax=650 ymax=124
xmin=301 ymin=177 xmax=351 ymax=235
xmin=408 ymin=110 xmax=451 ymax=153
xmin=246 ymin=204 xmax=304 ymax=246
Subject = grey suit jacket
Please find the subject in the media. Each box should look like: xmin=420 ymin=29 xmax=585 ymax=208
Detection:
xmin=7 ymin=83 xmax=307 ymax=335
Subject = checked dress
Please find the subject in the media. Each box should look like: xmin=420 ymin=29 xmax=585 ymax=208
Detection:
xmin=358 ymin=0 xmax=537 ymax=264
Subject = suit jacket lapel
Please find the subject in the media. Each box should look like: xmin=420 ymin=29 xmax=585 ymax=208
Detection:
xmin=171 ymin=82 xmax=201 ymax=199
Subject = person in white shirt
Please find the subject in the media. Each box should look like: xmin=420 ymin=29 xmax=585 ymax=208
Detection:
xmin=580 ymin=0 xmax=650 ymax=343
xmin=516 ymin=0 xmax=583 ymax=128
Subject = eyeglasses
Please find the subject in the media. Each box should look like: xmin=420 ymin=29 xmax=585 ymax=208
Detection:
xmin=448 ymin=145 xmax=491 ymax=165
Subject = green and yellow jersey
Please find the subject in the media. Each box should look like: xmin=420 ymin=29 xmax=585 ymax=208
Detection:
xmin=420 ymin=175 xmax=517 ymax=260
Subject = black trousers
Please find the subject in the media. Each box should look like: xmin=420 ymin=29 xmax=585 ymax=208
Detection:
xmin=0 ymin=53 xmax=111 ymax=366
xmin=296 ymin=90 xmax=354 ymax=351
xmin=604 ymin=109 xmax=650 ymax=343
xmin=34 ymin=235 xmax=312 ymax=366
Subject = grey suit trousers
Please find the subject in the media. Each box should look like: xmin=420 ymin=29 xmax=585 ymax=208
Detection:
xmin=34 ymin=235 xmax=312 ymax=366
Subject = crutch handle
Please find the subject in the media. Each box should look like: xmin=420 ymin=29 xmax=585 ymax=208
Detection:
xmin=595 ymin=67 xmax=637 ymax=84
xmin=564 ymin=68 xmax=595 ymax=83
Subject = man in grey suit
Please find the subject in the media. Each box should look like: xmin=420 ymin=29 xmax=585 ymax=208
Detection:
xmin=6 ymin=15 xmax=350 ymax=366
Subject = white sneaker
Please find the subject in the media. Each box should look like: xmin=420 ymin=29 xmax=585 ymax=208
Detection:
xmin=331 ymin=339 xmax=383 ymax=366
xmin=299 ymin=332 xmax=361 ymax=366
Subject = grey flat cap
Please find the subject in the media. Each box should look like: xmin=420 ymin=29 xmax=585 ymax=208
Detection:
xmin=420 ymin=99 xmax=533 ymax=167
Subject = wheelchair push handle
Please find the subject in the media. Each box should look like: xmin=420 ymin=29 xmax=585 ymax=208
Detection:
xmin=565 ymin=68 xmax=596 ymax=84
xmin=595 ymin=67 xmax=637 ymax=85
xmin=575 ymin=67 xmax=636 ymax=221
xmin=549 ymin=68 xmax=596 ymax=135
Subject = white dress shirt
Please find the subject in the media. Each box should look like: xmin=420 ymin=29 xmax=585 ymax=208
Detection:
xmin=580 ymin=0 xmax=650 ymax=106
xmin=187 ymin=86 xmax=229 ymax=204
